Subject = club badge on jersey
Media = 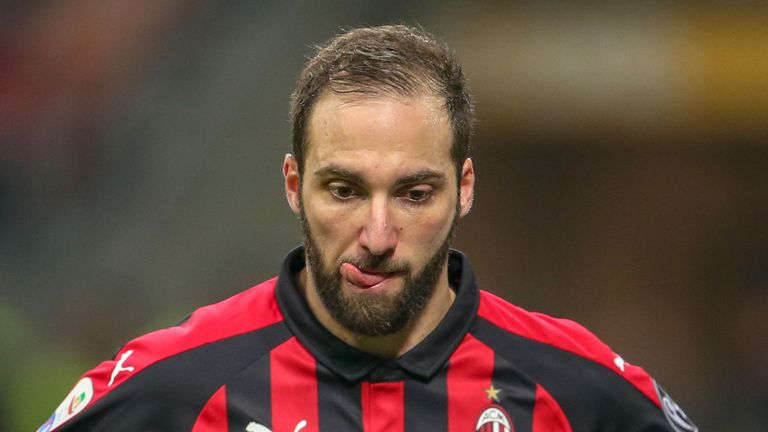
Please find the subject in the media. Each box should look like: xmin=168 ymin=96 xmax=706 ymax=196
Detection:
xmin=245 ymin=419 xmax=307 ymax=432
xmin=476 ymin=384 xmax=514 ymax=432
xmin=476 ymin=405 xmax=514 ymax=432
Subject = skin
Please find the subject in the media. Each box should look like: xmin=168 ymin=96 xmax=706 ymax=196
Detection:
xmin=283 ymin=92 xmax=475 ymax=358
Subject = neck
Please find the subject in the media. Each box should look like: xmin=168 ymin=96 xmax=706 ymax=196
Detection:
xmin=298 ymin=264 xmax=456 ymax=358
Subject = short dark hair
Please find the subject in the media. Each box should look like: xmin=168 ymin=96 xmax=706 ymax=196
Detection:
xmin=290 ymin=25 xmax=474 ymax=179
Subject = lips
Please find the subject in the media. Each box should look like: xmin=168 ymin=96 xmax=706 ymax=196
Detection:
xmin=340 ymin=262 xmax=394 ymax=288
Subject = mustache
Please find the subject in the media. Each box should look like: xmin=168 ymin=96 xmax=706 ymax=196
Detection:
xmin=338 ymin=254 xmax=411 ymax=274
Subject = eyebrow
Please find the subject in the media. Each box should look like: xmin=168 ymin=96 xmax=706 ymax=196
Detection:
xmin=313 ymin=165 xmax=365 ymax=184
xmin=312 ymin=165 xmax=447 ymax=186
xmin=393 ymin=169 xmax=447 ymax=186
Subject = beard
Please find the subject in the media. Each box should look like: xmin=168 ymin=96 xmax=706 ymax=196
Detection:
xmin=300 ymin=206 xmax=458 ymax=337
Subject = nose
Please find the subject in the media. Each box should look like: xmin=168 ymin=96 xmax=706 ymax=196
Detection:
xmin=359 ymin=194 xmax=399 ymax=257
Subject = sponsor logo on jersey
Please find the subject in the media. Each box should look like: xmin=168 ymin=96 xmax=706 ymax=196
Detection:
xmin=244 ymin=420 xmax=306 ymax=432
xmin=245 ymin=422 xmax=272 ymax=432
xmin=655 ymin=382 xmax=698 ymax=432
xmin=613 ymin=355 xmax=627 ymax=372
xmin=475 ymin=405 xmax=514 ymax=432
xmin=109 ymin=349 xmax=136 ymax=386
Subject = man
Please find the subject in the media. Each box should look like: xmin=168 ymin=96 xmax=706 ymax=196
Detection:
xmin=39 ymin=25 xmax=697 ymax=432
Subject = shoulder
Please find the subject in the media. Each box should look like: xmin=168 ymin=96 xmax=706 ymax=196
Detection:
xmin=46 ymin=278 xmax=289 ymax=431
xmin=108 ymin=277 xmax=286 ymax=385
xmin=476 ymin=290 xmax=640 ymax=378
xmin=473 ymin=290 xmax=688 ymax=430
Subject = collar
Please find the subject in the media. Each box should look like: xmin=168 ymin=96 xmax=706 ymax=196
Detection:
xmin=274 ymin=246 xmax=480 ymax=382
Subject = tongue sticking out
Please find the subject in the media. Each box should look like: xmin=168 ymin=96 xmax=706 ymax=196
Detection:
xmin=340 ymin=263 xmax=391 ymax=288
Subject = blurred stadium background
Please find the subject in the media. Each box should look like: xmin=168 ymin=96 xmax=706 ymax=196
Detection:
xmin=1 ymin=1 xmax=766 ymax=430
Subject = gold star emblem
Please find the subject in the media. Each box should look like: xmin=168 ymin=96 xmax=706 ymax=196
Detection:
xmin=485 ymin=384 xmax=501 ymax=402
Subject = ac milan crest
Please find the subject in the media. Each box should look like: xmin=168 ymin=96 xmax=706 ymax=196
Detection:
xmin=475 ymin=405 xmax=514 ymax=432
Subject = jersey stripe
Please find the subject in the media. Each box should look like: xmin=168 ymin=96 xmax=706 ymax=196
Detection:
xmin=446 ymin=333 xmax=495 ymax=432
xmin=225 ymin=353 xmax=273 ymax=431
xmin=532 ymin=384 xmax=573 ymax=432
xmin=404 ymin=365 xmax=448 ymax=431
xmin=317 ymin=364 xmax=362 ymax=431
xmin=270 ymin=337 xmax=319 ymax=432
xmin=490 ymin=352 xmax=537 ymax=432
xmin=361 ymin=381 xmax=405 ymax=432
xmin=191 ymin=386 xmax=228 ymax=432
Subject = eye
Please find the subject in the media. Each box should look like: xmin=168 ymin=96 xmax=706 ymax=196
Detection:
xmin=328 ymin=183 xmax=357 ymax=200
xmin=403 ymin=187 xmax=433 ymax=204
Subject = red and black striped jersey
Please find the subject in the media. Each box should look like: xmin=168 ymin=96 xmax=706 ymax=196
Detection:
xmin=39 ymin=247 xmax=697 ymax=432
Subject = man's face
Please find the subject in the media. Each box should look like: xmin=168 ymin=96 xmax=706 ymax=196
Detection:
xmin=284 ymin=92 xmax=474 ymax=337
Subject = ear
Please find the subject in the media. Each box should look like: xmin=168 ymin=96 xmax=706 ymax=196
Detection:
xmin=283 ymin=154 xmax=301 ymax=214
xmin=458 ymin=158 xmax=475 ymax=217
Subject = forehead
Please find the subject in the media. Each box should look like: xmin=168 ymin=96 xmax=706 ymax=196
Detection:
xmin=305 ymin=93 xmax=453 ymax=174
